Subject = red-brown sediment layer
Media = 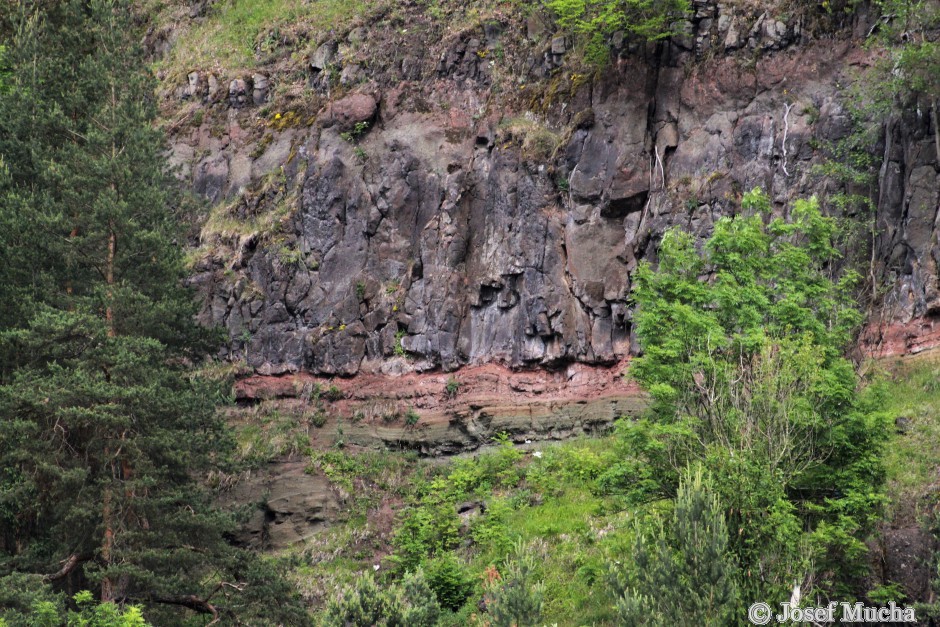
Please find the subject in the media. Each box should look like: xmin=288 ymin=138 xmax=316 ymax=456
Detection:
xmin=236 ymin=360 xmax=640 ymax=403
xmin=860 ymin=316 xmax=940 ymax=359
xmin=234 ymin=361 xmax=648 ymax=454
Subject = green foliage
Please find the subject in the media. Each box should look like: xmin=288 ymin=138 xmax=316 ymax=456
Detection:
xmin=66 ymin=591 xmax=148 ymax=627
xmin=0 ymin=45 xmax=7 ymax=91
xmin=0 ymin=2 xmax=307 ymax=623
xmin=879 ymin=356 xmax=940 ymax=509
xmin=393 ymin=499 xmax=463 ymax=572
xmin=625 ymin=188 xmax=888 ymax=599
xmin=848 ymin=1 xmax=940 ymax=177
xmin=277 ymin=244 xmax=303 ymax=265
xmin=867 ymin=581 xmax=907 ymax=605
xmin=425 ymin=553 xmax=474 ymax=611
xmin=323 ymin=568 xmax=440 ymax=627
xmin=470 ymin=497 xmax=514 ymax=557
xmin=309 ymin=450 xmax=367 ymax=491
xmin=405 ymin=407 xmax=421 ymax=426
xmin=235 ymin=403 xmax=313 ymax=464
xmin=545 ymin=0 xmax=691 ymax=66
xmin=310 ymin=410 xmax=329 ymax=427
xmin=872 ymin=0 xmax=940 ymax=99
xmin=13 ymin=590 xmax=147 ymax=626
xmin=444 ymin=376 xmax=460 ymax=398
xmin=341 ymin=121 xmax=371 ymax=143
xmin=612 ymin=465 xmax=739 ymax=626
xmin=0 ymin=573 xmax=64 ymax=626
xmin=324 ymin=383 xmax=344 ymax=401
xmin=155 ymin=0 xmax=366 ymax=78
xmin=392 ymin=440 xmax=523 ymax=569
xmin=483 ymin=540 xmax=546 ymax=627
xmin=394 ymin=330 xmax=408 ymax=356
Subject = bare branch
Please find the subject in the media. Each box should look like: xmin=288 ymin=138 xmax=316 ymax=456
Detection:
xmin=42 ymin=553 xmax=91 ymax=583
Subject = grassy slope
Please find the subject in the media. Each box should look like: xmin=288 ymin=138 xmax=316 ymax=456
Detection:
xmin=296 ymin=436 xmax=637 ymax=626
xmin=147 ymin=0 xmax=531 ymax=88
xmin=149 ymin=0 xmax=368 ymax=80
xmin=221 ymin=353 xmax=940 ymax=624
xmin=877 ymin=351 xmax=940 ymax=522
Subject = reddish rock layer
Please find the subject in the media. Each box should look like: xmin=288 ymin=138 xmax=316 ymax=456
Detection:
xmin=860 ymin=316 xmax=940 ymax=359
xmin=235 ymin=361 xmax=647 ymax=454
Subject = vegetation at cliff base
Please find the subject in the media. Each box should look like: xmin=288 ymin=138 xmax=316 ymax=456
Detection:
xmin=623 ymin=188 xmax=889 ymax=605
xmin=289 ymin=191 xmax=891 ymax=625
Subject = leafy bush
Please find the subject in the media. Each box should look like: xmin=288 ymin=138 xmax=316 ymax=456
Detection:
xmin=471 ymin=497 xmax=514 ymax=558
xmin=323 ymin=383 xmax=344 ymax=401
xmin=393 ymin=499 xmax=463 ymax=571
xmin=625 ymin=188 xmax=889 ymax=599
xmin=871 ymin=0 xmax=940 ymax=99
xmin=13 ymin=590 xmax=147 ymax=627
xmin=308 ymin=450 xmax=365 ymax=491
xmin=392 ymin=440 xmax=524 ymax=569
xmin=340 ymin=121 xmax=370 ymax=143
xmin=545 ymin=0 xmax=691 ymax=66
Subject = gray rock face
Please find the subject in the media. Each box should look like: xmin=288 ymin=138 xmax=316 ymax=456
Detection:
xmin=182 ymin=5 xmax=939 ymax=376
xmin=875 ymin=115 xmax=940 ymax=322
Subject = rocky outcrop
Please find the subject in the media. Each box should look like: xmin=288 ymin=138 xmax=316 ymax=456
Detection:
xmin=156 ymin=0 xmax=940 ymax=563
xmin=235 ymin=361 xmax=645 ymax=454
xmin=864 ymin=109 xmax=940 ymax=357
xmin=218 ymin=461 xmax=342 ymax=550
xmin=170 ymin=2 xmax=937 ymax=383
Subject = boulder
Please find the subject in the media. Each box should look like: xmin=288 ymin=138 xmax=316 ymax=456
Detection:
xmin=321 ymin=92 xmax=378 ymax=132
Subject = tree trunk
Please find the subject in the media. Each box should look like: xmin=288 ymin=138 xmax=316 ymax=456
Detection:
xmin=100 ymin=195 xmax=117 ymax=599
xmin=100 ymin=462 xmax=115 ymax=602
xmin=106 ymin=220 xmax=115 ymax=338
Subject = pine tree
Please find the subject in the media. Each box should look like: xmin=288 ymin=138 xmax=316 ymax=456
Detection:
xmin=614 ymin=465 xmax=740 ymax=627
xmin=323 ymin=569 xmax=441 ymax=627
xmin=483 ymin=540 xmax=546 ymax=627
xmin=0 ymin=2 xmax=307 ymax=624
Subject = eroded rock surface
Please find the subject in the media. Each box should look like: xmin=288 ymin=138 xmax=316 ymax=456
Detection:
xmin=171 ymin=2 xmax=937 ymax=394
xmin=235 ymin=361 xmax=645 ymax=455
xmin=218 ymin=461 xmax=342 ymax=550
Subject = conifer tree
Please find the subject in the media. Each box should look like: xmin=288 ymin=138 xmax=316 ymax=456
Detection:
xmin=615 ymin=466 xmax=740 ymax=626
xmin=483 ymin=540 xmax=546 ymax=627
xmin=0 ymin=2 xmax=307 ymax=623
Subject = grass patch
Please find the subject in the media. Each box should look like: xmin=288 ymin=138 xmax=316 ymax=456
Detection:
xmin=201 ymin=189 xmax=296 ymax=241
xmin=233 ymin=401 xmax=314 ymax=465
xmin=878 ymin=352 xmax=940 ymax=519
xmin=154 ymin=0 xmax=368 ymax=80
xmin=308 ymin=448 xmax=429 ymax=515
xmin=496 ymin=115 xmax=562 ymax=162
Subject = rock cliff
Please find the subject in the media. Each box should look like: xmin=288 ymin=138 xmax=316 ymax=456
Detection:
xmin=157 ymin=0 xmax=938 ymax=434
